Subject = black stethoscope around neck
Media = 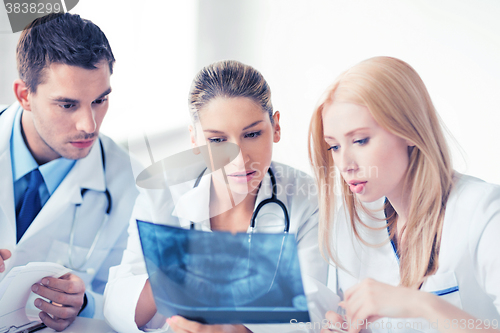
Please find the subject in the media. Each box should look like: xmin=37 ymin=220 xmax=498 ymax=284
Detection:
xmin=190 ymin=167 xmax=290 ymax=233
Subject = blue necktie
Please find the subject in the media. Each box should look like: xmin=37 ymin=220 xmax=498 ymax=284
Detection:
xmin=16 ymin=168 xmax=44 ymax=243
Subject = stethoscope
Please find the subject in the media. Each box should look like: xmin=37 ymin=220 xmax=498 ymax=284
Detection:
xmin=190 ymin=167 xmax=290 ymax=233
xmin=189 ymin=166 xmax=290 ymax=293
xmin=1 ymin=106 xmax=112 ymax=275
xmin=66 ymin=139 xmax=112 ymax=275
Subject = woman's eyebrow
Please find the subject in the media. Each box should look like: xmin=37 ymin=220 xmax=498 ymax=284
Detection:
xmin=325 ymin=127 xmax=370 ymax=140
xmin=203 ymin=129 xmax=224 ymax=134
xmin=242 ymin=120 xmax=263 ymax=131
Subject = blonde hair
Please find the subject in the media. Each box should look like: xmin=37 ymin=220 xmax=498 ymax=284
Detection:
xmin=308 ymin=57 xmax=454 ymax=288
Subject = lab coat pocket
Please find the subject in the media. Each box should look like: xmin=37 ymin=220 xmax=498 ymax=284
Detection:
xmin=421 ymin=271 xmax=463 ymax=310
xmin=45 ymin=239 xmax=109 ymax=285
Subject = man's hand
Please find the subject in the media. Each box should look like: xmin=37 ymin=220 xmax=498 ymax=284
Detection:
xmin=167 ymin=316 xmax=252 ymax=333
xmin=31 ymin=273 xmax=85 ymax=331
xmin=0 ymin=249 xmax=11 ymax=273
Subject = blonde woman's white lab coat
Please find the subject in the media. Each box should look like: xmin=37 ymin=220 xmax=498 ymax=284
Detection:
xmin=333 ymin=173 xmax=500 ymax=333
xmin=104 ymin=162 xmax=336 ymax=333
xmin=0 ymin=103 xmax=139 ymax=317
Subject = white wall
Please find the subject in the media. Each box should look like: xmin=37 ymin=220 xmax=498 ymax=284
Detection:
xmin=255 ymin=0 xmax=500 ymax=183
xmin=1 ymin=1 xmax=499 ymax=183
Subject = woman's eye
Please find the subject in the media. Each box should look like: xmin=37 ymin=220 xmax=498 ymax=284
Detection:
xmin=245 ymin=131 xmax=261 ymax=138
xmin=354 ymin=138 xmax=369 ymax=145
xmin=208 ymin=137 xmax=225 ymax=143
xmin=327 ymin=145 xmax=339 ymax=152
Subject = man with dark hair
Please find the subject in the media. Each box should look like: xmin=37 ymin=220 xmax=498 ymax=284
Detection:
xmin=0 ymin=13 xmax=138 ymax=331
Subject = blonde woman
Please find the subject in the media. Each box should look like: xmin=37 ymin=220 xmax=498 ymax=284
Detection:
xmin=308 ymin=56 xmax=500 ymax=333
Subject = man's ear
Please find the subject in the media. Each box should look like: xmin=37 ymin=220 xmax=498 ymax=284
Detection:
xmin=272 ymin=111 xmax=281 ymax=143
xmin=13 ymin=79 xmax=32 ymax=111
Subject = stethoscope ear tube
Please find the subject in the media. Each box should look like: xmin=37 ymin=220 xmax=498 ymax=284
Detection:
xmin=66 ymin=139 xmax=112 ymax=274
xmin=250 ymin=167 xmax=290 ymax=233
xmin=250 ymin=196 xmax=290 ymax=233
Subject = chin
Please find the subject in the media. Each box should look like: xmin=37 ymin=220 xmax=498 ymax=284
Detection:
xmin=227 ymin=182 xmax=252 ymax=195
xmin=60 ymin=147 xmax=93 ymax=160
xmin=356 ymin=193 xmax=384 ymax=204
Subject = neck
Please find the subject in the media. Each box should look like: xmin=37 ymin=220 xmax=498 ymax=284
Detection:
xmin=209 ymin=175 xmax=258 ymax=233
xmin=21 ymin=111 xmax=59 ymax=165
xmin=387 ymin=186 xmax=411 ymax=240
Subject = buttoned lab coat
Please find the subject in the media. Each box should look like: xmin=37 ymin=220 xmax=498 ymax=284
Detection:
xmin=104 ymin=162 xmax=337 ymax=333
xmin=0 ymin=103 xmax=139 ymax=317
xmin=334 ymin=173 xmax=500 ymax=333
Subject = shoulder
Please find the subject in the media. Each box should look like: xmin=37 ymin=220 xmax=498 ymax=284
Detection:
xmin=99 ymin=134 xmax=131 ymax=165
xmin=445 ymin=173 xmax=500 ymax=241
xmin=271 ymin=161 xmax=316 ymax=188
xmin=0 ymin=103 xmax=21 ymax=134
xmin=448 ymin=173 xmax=500 ymax=211
xmin=270 ymin=161 xmax=318 ymax=212
xmin=98 ymin=134 xmax=138 ymax=193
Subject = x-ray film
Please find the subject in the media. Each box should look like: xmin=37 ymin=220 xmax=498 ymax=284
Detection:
xmin=136 ymin=220 xmax=310 ymax=324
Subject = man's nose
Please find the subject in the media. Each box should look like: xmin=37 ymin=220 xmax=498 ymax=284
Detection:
xmin=75 ymin=107 xmax=96 ymax=134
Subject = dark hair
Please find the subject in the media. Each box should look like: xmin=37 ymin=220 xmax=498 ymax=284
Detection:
xmin=16 ymin=13 xmax=115 ymax=93
xmin=189 ymin=60 xmax=274 ymax=124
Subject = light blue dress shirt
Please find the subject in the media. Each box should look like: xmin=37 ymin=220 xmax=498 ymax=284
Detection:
xmin=10 ymin=108 xmax=76 ymax=209
xmin=9 ymin=108 xmax=95 ymax=318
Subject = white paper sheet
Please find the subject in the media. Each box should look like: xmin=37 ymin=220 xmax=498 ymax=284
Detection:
xmin=0 ymin=262 xmax=70 ymax=332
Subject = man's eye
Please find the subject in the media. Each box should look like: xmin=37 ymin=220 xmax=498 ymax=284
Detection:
xmin=93 ymin=98 xmax=108 ymax=104
xmin=61 ymin=104 xmax=75 ymax=109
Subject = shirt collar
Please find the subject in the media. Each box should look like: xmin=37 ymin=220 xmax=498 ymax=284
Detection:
xmin=11 ymin=108 xmax=37 ymax=182
xmin=11 ymin=108 xmax=76 ymax=195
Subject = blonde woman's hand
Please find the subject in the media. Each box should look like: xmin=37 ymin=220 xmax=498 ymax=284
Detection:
xmin=342 ymin=278 xmax=426 ymax=333
xmin=321 ymin=311 xmax=349 ymax=333
xmin=167 ymin=316 xmax=252 ymax=333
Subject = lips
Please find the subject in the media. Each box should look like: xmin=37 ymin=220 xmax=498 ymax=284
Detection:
xmin=70 ymin=139 xmax=94 ymax=149
xmin=228 ymin=170 xmax=257 ymax=183
xmin=347 ymin=180 xmax=367 ymax=194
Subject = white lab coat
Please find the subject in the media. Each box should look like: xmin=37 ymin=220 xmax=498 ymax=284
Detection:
xmin=333 ymin=173 xmax=500 ymax=333
xmin=0 ymin=103 xmax=139 ymax=317
xmin=104 ymin=161 xmax=336 ymax=333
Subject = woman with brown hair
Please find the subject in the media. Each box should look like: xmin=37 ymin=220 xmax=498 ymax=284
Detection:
xmin=104 ymin=60 xmax=329 ymax=333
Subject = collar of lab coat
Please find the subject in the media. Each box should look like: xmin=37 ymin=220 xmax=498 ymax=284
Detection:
xmin=171 ymin=170 xmax=211 ymax=226
xmin=172 ymin=165 xmax=278 ymax=230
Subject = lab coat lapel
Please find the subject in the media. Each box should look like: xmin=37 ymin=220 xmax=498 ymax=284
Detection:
xmin=18 ymin=138 xmax=106 ymax=244
xmin=171 ymin=173 xmax=210 ymax=227
xmin=0 ymin=104 xmax=18 ymax=247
